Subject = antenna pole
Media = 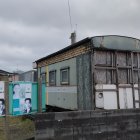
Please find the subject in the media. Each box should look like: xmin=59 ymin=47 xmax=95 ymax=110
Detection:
xmin=68 ymin=0 xmax=73 ymax=31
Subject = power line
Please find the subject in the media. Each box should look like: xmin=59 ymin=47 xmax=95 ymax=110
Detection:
xmin=67 ymin=0 xmax=73 ymax=31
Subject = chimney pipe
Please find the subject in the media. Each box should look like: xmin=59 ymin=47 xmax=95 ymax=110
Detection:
xmin=70 ymin=31 xmax=76 ymax=44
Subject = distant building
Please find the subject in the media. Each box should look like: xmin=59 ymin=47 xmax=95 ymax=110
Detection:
xmin=9 ymin=70 xmax=24 ymax=82
xmin=19 ymin=70 xmax=37 ymax=82
xmin=0 ymin=69 xmax=13 ymax=81
xmin=9 ymin=72 xmax=19 ymax=81
xmin=0 ymin=69 xmax=37 ymax=82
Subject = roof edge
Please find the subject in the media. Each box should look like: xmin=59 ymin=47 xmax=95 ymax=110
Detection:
xmin=35 ymin=35 xmax=140 ymax=63
xmin=35 ymin=37 xmax=91 ymax=63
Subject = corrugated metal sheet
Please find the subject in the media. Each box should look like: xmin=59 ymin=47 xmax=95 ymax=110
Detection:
xmin=77 ymin=53 xmax=92 ymax=110
xmin=92 ymin=35 xmax=140 ymax=51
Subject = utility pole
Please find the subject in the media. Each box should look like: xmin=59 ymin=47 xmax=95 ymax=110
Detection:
xmin=38 ymin=78 xmax=42 ymax=113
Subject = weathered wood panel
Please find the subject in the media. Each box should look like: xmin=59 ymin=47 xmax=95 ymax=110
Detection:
xmin=93 ymin=50 xmax=140 ymax=84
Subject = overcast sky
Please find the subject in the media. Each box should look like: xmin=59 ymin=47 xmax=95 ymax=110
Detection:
xmin=0 ymin=0 xmax=140 ymax=72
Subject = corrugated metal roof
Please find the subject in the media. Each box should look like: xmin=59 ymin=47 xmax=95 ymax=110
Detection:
xmin=0 ymin=69 xmax=13 ymax=76
xmin=92 ymin=35 xmax=140 ymax=51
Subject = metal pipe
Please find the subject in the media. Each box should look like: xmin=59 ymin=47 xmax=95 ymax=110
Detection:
xmin=137 ymin=53 xmax=140 ymax=108
xmin=131 ymin=52 xmax=136 ymax=108
xmin=115 ymin=51 xmax=120 ymax=109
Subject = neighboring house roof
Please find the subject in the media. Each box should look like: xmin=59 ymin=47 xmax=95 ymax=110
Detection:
xmin=35 ymin=35 xmax=140 ymax=63
xmin=20 ymin=69 xmax=36 ymax=74
xmin=0 ymin=69 xmax=13 ymax=76
xmin=13 ymin=70 xmax=24 ymax=74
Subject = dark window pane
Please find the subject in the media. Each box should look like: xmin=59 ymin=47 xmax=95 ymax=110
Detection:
xmin=61 ymin=68 xmax=69 ymax=85
xmin=49 ymin=71 xmax=56 ymax=85
xmin=41 ymin=74 xmax=46 ymax=83
xmin=62 ymin=70 xmax=68 ymax=82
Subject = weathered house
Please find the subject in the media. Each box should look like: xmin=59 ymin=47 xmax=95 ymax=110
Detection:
xmin=35 ymin=35 xmax=140 ymax=110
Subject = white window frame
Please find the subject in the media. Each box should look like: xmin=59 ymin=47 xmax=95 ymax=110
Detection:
xmin=60 ymin=67 xmax=70 ymax=85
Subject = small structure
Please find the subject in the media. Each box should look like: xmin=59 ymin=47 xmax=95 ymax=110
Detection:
xmin=35 ymin=35 xmax=140 ymax=110
xmin=19 ymin=70 xmax=37 ymax=82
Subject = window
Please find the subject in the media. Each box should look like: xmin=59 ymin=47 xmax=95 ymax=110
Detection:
xmin=41 ymin=73 xmax=46 ymax=83
xmin=60 ymin=67 xmax=69 ymax=85
xmin=40 ymin=66 xmax=46 ymax=83
xmin=49 ymin=70 xmax=56 ymax=86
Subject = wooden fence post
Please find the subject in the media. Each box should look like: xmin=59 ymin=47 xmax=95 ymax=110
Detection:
xmin=4 ymin=81 xmax=10 ymax=140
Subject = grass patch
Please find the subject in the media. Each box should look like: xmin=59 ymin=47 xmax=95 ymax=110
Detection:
xmin=0 ymin=116 xmax=35 ymax=140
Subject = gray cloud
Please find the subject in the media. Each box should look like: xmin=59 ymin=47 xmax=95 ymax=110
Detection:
xmin=0 ymin=0 xmax=140 ymax=72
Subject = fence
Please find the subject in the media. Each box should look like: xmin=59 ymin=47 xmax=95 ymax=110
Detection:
xmin=0 ymin=80 xmax=45 ymax=140
xmin=35 ymin=109 xmax=140 ymax=140
xmin=0 ymin=81 xmax=46 ymax=116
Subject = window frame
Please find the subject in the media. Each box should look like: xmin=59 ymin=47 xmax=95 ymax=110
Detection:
xmin=40 ymin=72 xmax=46 ymax=84
xmin=49 ymin=70 xmax=56 ymax=86
xmin=60 ymin=67 xmax=70 ymax=85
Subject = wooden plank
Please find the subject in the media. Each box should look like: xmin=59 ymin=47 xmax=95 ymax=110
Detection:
xmin=4 ymin=81 xmax=10 ymax=140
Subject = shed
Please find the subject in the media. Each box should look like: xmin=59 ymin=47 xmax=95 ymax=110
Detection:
xmin=35 ymin=35 xmax=140 ymax=110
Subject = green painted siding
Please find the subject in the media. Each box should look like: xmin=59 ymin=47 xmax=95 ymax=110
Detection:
xmin=9 ymin=83 xmax=13 ymax=115
xmin=32 ymin=83 xmax=38 ymax=112
xmin=48 ymin=58 xmax=77 ymax=86
xmin=46 ymin=58 xmax=78 ymax=109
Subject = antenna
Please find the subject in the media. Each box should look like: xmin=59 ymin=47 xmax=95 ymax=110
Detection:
xmin=75 ymin=24 xmax=77 ymax=32
xmin=67 ymin=0 xmax=73 ymax=31
xmin=67 ymin=0 xmax=77 ymax=44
